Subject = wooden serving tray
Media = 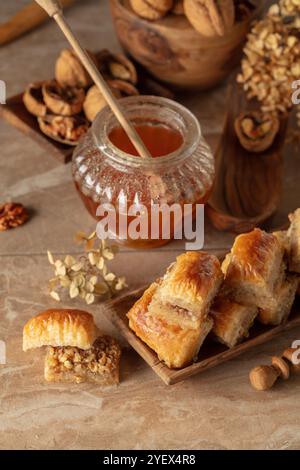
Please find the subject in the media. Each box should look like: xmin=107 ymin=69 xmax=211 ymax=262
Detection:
xmin=0 ymin=93 xmax=73 ymax=163
xmin=0 ymin=66 xmax=173 ymax=165
xmin=103 ymin=286 xmax=300 ymax=385
xmin=207 ymin=84 xmax=287 ymax=234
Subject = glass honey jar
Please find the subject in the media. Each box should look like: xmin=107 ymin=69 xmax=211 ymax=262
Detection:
xmin=72 ymin=96 xmax=215 ymax=248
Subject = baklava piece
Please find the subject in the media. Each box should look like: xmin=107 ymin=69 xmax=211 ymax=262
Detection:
xmin=222 ymin=228 xmax=284 ymax=310
xmin=42 ymin=80 xmax=85 ymax=116
xmin=23 ymin=309 xmax=121 ymax=385
xmin=127 ymin=282 xmax=213 ymax=369
xmin=258 ymin=275 xmax=299 ymax=326
xmin=23 ymin=309 xmax=97 ymax=351
xmin=151 ymin=251 xmax=223 ymax=329
xmin=127 ymin=251 xmax=221 ymax=369
xmin=211 ymin=296 xmax=258 ymax=348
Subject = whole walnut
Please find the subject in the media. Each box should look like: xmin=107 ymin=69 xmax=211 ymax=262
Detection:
xmin=184 ymin=0 xmax=235 ymax=37
xmin=55 ymin=49 xmax=98 ymax=88
xmin=83 ymin=85 xmax=121 ymax=122
xmin=130 ymin=0 xmax=173 ymax=20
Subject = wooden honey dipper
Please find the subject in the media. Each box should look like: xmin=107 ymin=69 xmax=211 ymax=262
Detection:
xmin=34 ymin=0 xmax=152 ymax=160
xmin=249 ymin=346 xmax=300 ymax=391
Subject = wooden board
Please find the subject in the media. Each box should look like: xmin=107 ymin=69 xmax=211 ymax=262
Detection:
xmin=0 ymin=77 xmax=173 ymax=165
xmin=110 ymin=0 xmax=263 ymax=90
xmin=207 ymin=84 xmax=288 ymax=233
xmin=103 ymin=286 xmax=300 ymax=385
xmin=0 ymin=93 xmax=73 ymax=164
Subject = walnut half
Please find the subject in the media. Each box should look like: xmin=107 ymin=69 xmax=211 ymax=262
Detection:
xmin=23 ymin=82 xmax=47 ymax=117
xmin=96 ymin=49 xmax=138 ymax=85
xmin=38 ymin=114 xmax=89 ymax=146
xmin=0 ymin=202 xmax=29 ymax=231
xmin=184 ymin=0 xmax=235 ymax=37
xmin=42 ymin=80 xmax=85 ymax=116
xmin=234 ymin=111 xmax=280 ymax=153
xmin=55 ymin=49 xmax=98 ymax=89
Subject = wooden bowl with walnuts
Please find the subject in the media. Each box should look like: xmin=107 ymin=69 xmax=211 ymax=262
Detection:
xmin=110 ymin=0 xmax=263 ymax=90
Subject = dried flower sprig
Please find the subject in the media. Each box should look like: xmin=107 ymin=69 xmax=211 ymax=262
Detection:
xmin=47 ymin=231 xmax=127 ymax=304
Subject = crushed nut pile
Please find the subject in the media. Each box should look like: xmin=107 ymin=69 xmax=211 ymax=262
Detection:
xmin=0 ymin=202 xmax=28 ymax=231
xmin=46 ymin=336 xmax=121 ymax=384
xmin=237 ymin=0 xmax=300 ymax=115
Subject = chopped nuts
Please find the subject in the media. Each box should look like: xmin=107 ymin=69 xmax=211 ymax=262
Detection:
xmin=0 ymin=203 xmax=29 ymax=231
xmin=45 ymin=336 xmax=121 ymax=382
xmin=23 ymin=82 xmax=47 ymax=117
xmin=237 ymin=0 xmax=300 ymax=116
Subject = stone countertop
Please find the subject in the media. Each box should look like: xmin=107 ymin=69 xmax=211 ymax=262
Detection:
xmin=0 ymin=0 xmax=300 ymax=450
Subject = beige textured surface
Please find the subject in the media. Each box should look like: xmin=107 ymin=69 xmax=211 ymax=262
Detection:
xmin=0 ymin=0 xmax=300 ymax=450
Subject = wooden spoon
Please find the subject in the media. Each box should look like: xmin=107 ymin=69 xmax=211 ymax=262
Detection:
xmin=206 ymin=82 xmax=288 ymax=233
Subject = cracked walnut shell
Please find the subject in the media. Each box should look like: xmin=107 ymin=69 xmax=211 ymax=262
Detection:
xmin=0 ymin=203 xmax=29 ymax=231
xmin=107 ymin=79 xmax=139 ymax=97
xmin=55 ymin=49 xmax=98 ymax=88
xmin=42 ymin=80 xmax=85 ymax=116
xmin=130 ymin=0 xmax=173 ymax=20
xmin=96 ymin=49 xmax=138 ymax=84
xmin=23 ymin=82 xmax=47 ymax=117
xmin=184 ymin=0 xmax=235 ymax=37
xmin=38 ymin=114 xmax=89 ymax=146
xmin=234 ymin=111 xmax=280 ymax=153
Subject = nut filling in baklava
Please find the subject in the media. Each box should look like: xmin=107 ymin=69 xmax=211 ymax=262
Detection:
xmin=45 ymin=336 xmax=121 ymax=385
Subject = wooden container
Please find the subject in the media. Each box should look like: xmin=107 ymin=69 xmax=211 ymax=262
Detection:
xmin=103 ymin=285 xmax=300 ymax=385
xmin=110 ymin=0 xmax=262 ymax=90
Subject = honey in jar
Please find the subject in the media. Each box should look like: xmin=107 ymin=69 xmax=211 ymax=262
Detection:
xmin=72 ymin=96 xmax=215 ymax=248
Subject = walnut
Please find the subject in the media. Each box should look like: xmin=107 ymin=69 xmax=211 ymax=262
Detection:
xmin=23 ymin=82 xmax=47 ymax=117
xmin=42 ymin=80 xmax=85 ymax=116
xmin=55 ymin=49 xmax=98 ymax=88
xmin=130 ymin=0 xmax=173 ymax=20
xmin=107 ymin=79 xmax=139 ymax=98
xmin=38 ymin=114 xmax=89 ymax=146
xmin=0 ymin=203 xmax=29 ymax=231
xmin=96 ymin=49 xmax=138 ymax=84
xmin=83 ymin=85 xmax=121 ymax=122
xmin=234 ymin=111 xmax=280 ymax=153
xmin=184 ymin=0 xmax=235 ymax=37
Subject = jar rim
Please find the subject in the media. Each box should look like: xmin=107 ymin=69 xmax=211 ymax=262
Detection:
xmin=91 ymin=95 xmax=202 ymax=168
